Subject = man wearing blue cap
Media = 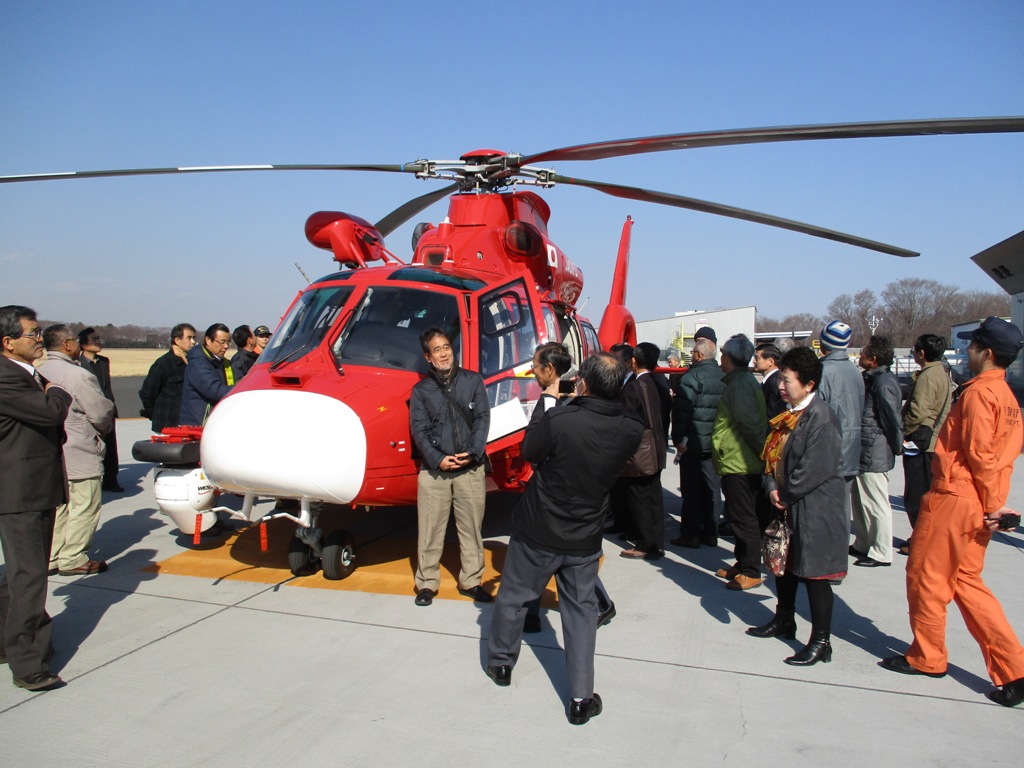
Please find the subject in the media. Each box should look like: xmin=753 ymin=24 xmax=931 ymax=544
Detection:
xmin=818 ymin=320 xmax=864 ymax=557
xmin=882 ymin=317 xmax=1024 ymax=708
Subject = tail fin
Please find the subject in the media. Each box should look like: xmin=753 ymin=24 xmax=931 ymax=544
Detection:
xmin=597 ymin=216 xmax=637 ymax=350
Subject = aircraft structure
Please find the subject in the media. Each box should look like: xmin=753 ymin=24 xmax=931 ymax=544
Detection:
xmin=3 ymin=117 xmax=1022 ymax=579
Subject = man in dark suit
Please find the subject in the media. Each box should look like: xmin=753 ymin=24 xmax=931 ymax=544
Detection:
xmin=78 ymin=327 xmax=122 ymax=492
xmin=0 ymin=305 xmax=72 ymax=691
xmin=619 ymin=342 xmax=671 ymax=560
xmin=755 ymin=343 xmax=786 ymax=420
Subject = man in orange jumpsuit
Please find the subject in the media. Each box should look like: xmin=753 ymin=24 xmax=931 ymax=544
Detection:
xmin=882 ymin=316 xmax=1024 ymax=707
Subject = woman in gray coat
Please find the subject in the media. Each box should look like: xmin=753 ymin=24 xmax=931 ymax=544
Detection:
xmin=747 ymin=347 xmax=846 ymax=666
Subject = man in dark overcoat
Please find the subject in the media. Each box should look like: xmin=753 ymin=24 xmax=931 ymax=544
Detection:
xmin=0 ymin=305 xmax=72 ymax=691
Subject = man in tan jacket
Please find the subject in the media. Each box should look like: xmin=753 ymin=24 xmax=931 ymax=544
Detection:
xmin=38 ymin=325 xmax=115 ymax=576
xmin=899 ymin=334 xmax=953 ymax=554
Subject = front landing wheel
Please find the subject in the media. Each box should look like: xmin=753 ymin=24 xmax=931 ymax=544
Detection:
xmin=288 ymin=536 xmax=320 ymax=577
xmin=321 ymin=530 xmax=356 ymax=581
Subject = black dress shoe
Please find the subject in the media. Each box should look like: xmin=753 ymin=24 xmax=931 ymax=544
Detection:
xmin=598 ymin=602 xmax=617 ymax=627
xmin=701 ymin=535 xmax=718 ymax=548
xmin=986 ymin=676 xmax=1024 ymax=707
xmin=880 ymin=654 xmax=946 ymax=678
xmin=102 ymin=483 xmax=125 ymax=493
xmin=486 ymin=665 xmax=511 ymax=687
xmin=670 ymin=535 xmax=700 ymax=548
xmin=854 ymin=557 xmax=891 ymax=568
xmin=458 ymin=585 xmax=493 ymax=602
xmin=567 ymin=693 xmax=603 ymax=725
xmin=13 ymin=671 xmax=64 ymax=691
xmin=414 ymin=589 xmax=435 ymax=606
xmin=523 ymin=614 xmax=542 ymax=634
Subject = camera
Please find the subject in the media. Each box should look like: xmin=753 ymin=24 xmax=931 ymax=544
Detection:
xmin=558 ymin=379 xmax=575 ymax=394
xmin=997 ymin=512 xmax=1021 ymax=531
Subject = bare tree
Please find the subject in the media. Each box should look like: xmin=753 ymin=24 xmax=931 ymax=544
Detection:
xmin=826 ymin=289 xmax=879 ymax=346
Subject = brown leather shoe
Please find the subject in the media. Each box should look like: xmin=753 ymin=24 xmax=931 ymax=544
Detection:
xmin=726 ymin=574 xmax=763 ymax=591
xmin=716 ymin=565 xmax=740 ymax=580
xmin=619 ymin=548 xmax=649 ymax=559
xmin=58 ymin=560 xmax=108 ymax=577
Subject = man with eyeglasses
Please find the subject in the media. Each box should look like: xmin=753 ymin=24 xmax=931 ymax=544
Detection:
xmin=179 ymin=323 xmax=235 ymax=427
xmin=0 ymin=305 xmax=72 ymax=691
xmin=409 ymin=327 xmax=491 ymax=607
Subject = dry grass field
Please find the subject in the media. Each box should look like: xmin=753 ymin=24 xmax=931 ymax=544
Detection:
xmin=100 ymin=348 xmax=167 ymax=377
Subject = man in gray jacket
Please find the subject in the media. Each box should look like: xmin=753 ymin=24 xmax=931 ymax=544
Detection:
xmin=851 ymin=335 xmax=902 ymax=567
xmin=817 ymin=320 xmax=864 ymax=526
xmin=38 ymin=325 xmax=115 ymax=576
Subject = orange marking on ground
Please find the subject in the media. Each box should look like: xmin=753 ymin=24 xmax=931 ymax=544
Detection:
xmin=145 ymin=519 xmax=562 ymax=606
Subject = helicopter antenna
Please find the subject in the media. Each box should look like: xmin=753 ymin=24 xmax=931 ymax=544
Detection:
xmin=295 ymin=262 xmax=312 ymax=284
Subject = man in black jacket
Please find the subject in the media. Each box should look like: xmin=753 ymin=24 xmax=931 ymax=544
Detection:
xmin=409 ymin=327 xmax=491 ymax=607
xmin=139 ymin=323 xmax=196 ymax=433
xmin=485 ymin=353 xmax=644 ymax=725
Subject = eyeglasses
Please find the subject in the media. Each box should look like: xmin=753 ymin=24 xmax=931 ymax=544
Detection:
xmin=9 ymin=328 xmax=43 ymax=340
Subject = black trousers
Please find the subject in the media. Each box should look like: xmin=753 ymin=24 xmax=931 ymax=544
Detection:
xmin=102 ymin=424 xmax=119 ymax=487
xmin=720 ymin=474 xmax=771 ymax=576
xmin=902 ymin=451 xmax=934 ymax=529
xmin=0 ymin=509 xmax=55 ymax=678
xmin=623 ymin=473 xmax=665 ymax=553
xmin=677 ymin=452 xmax=721 ymax=539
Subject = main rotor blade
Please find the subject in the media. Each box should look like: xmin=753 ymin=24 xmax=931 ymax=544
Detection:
xmin=375 ymin=183 xmax=460 ymax=237
xmin=525 ymin=117 xmax=1024 ymax=164
xmin=0 ymin=163 xmax=426 ymax=184
xmin=552 ymin=174 xmax=918 ymax=258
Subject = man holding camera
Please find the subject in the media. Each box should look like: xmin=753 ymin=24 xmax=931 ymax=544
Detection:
xmin=882 ymin=317 xmax=1024 ymax=708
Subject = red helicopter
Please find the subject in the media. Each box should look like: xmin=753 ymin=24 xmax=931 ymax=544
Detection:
xmin=4 ymin=117 xmax=1022 ymax=578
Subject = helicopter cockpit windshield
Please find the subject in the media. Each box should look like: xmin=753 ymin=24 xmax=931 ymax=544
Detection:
xmin=261 ymin=284 xmax=353 ymax=367
xmin=333 ymin=286 xmax=461 ymax=373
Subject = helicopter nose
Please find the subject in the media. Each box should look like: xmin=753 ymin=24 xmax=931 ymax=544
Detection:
xmin=200 ymin=389 xmax=367 ymax=504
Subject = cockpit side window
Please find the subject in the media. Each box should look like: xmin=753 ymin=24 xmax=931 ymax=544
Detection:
xmin=260 ymin=285 xmax=353 ymax=366
xmin=333 ymin=286 xmax=461 ymax=372
xmin=477 ymin=280 xmax=538 ymax=378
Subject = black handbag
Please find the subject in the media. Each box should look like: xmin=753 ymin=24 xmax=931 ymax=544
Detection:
xmin=621 ymin=382 xmax=660 ymax=477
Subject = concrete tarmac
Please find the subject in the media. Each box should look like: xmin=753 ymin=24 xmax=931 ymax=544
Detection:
xmin=1 ymin=419 xmax=1022 ymax=766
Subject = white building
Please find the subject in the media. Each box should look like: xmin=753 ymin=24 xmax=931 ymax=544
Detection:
xmin=635 ymin=306 xmax=755 ymax=362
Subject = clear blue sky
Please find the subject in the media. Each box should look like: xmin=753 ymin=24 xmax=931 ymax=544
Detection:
xmin=2 ymin=1 xmax=1022 ymax=333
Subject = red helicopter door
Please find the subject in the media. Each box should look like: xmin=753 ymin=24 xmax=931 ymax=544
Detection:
xmin=470 ymin=277 xmax=544 ymax=446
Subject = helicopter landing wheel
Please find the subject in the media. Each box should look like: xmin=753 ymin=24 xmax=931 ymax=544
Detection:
xmin=321 ymin=530 xmax=356 ymax=581
xmin=288 ymin=536 xmax=320 ymax=577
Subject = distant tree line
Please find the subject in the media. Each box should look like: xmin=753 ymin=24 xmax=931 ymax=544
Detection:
xmin=38 ymin=321 xmax=171 ymax=349
xmin=757 ymin=278 xmax=1010 ymax=348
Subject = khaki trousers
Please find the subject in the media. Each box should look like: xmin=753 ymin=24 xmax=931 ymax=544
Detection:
xmin=415 ymin=465 xmax=485 ymax=592
xmin=906 ymin=490 xmax=1024 ymax=685
xmin=49 ymin=477 xmax=102 ymax=571
xmin=851 ymin=471 xmax=893 ymax=562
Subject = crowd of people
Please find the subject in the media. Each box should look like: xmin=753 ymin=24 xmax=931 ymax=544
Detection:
xmin=3 ymin=305 xmax=1023 ymax=718
xmin=0 ymin=311 xmax=270 ymax=691
xmin=425 ymin=319 xmax=1024 ymax=722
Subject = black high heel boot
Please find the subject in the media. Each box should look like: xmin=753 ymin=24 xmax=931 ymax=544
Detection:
xmin=784 ymin=630 xmax=832 ymax=666
xmin=745 ymin=610 xmax=796 ymax=639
